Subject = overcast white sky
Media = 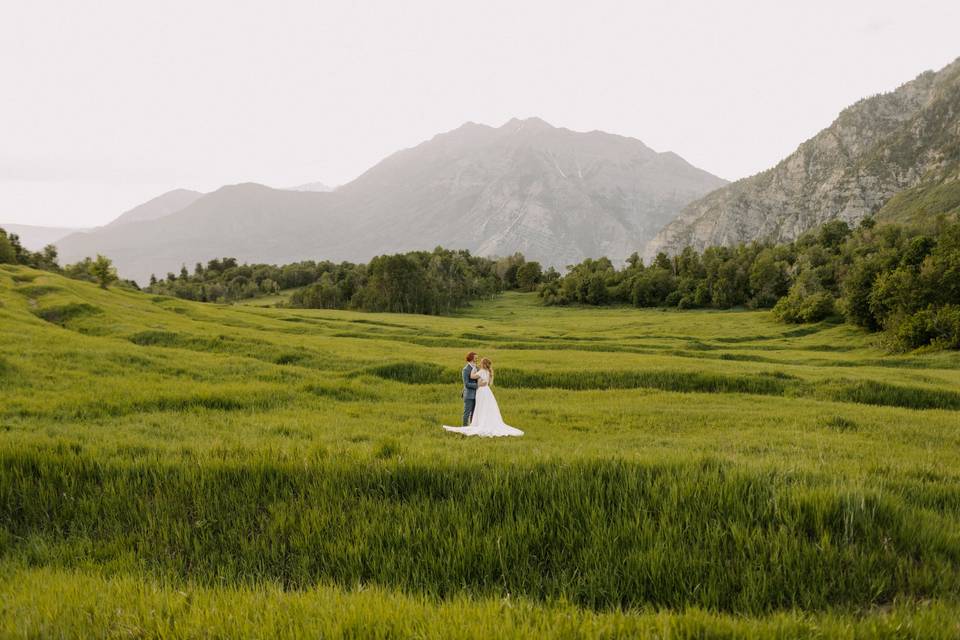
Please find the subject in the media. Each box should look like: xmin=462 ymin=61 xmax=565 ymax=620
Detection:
xmin=2 ymin=0 xmax=958 ymax=227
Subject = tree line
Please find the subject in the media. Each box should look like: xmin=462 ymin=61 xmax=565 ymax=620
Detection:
xmin=5 ymin=218 xmax=957 ymax=350
xmin=0 ymin=228 xmax=119 ymax=288
xmin=540 ymin=217 xmax=960 ymax=351
xmin=145 ymin=249 xmax=555 ymax=315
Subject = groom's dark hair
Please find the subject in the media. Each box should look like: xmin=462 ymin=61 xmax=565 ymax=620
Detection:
xmin=465 ymin=351 xmax=477 ymax=363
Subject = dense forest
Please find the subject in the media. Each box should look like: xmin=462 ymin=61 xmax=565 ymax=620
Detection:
xmin=144 ymin=249 xmax=554 ymax=315
xmin=540 ymin=217 xmax=960 ymax=351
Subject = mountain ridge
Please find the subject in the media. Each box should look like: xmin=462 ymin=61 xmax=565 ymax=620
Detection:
xmin=107 ymin=189 xmax=204 ymax=226
xmin=57 ymin=117 xmax=726 ymax=282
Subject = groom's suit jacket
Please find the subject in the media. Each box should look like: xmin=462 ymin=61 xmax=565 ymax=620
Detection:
xmin=462 ymin=364 xmax=478 ymax=400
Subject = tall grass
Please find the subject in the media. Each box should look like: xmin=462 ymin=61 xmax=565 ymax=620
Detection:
xmin=2 ymin=266 xmax=960 ymax=635
xmin=3 ymin=563 xmax=959 ymax=639
xmin=2 ymin=450 xmax=958 ymax=614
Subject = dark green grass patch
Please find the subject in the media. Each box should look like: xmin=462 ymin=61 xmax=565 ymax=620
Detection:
xmin=818 ymin=416 xmax=859 ymax=432
xmin=10 ymin=274 xmax=38 ymax=283
xmin=495 ymin=369 xmax=789 ymax=395
xmin=360 ymin=363 xmax=788 ymax=396
xmin=131 ymin=393 xmax=285 ymax=413
xmin=36 ymin=390 xmax=293 ymax=420
xmin=128 ymin=330 xmax=181 ymax=346
xmin=361 ymin=363 xmax=960 ymax=411
xmin=34 ymin=302 xmax=102 ymax=326
xmin=375 ymin=439 xmax=403 ymax=459
xmin=302 ymin=382 xmax=377 ymax=402
xmin=361 ymin=362 xmax=451 ymax=385
xmin=14 ymin=285 xmax=61 ymax=298
xmin=0 ymin=355 xmax=13 ymax=378
xmin=1 ymin=453 xmax=958 ymax=614
xmin=274 ymin=352 xmax=308 ymax=365
xmin=128 ymin=330 xmax=333 ymax=369
xmin=827 ymin=380 xmax=960 ymax=410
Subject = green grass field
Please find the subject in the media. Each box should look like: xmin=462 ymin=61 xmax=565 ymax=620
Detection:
xmin=2 ymin=264 xmax=959 ymax=638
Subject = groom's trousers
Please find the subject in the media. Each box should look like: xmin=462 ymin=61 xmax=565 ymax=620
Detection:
xmin=462 ymin=398 xmax=475 ymax=426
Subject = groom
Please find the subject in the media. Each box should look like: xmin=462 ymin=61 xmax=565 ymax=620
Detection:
xmin=461 ymin=351 xmax=479 ymax=426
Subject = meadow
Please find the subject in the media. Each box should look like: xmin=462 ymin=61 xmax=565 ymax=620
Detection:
xmin=1 ymin=264 xmax=959 ymax=638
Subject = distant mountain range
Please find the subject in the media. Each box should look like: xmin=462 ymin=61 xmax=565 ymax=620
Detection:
xmin=56 ymin=117 xmax=726 ymax=282
xmin=43 ymin=57 xmax=960 ymax=283
xmin=646 ymin=56 xmax=960 ymax=259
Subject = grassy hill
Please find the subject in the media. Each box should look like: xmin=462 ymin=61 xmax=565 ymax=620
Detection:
xmin=2 ymin=265 xmax=959 ymax=637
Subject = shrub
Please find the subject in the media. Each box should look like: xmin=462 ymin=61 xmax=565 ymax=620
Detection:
xmin=773 ymin=290 xmax=835 ymax=324
xmin=890 ymin=305 xmax=960 ymax=351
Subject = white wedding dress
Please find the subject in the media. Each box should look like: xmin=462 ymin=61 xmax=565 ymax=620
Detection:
xmin=443 ymin=370 xmax=523 ymax=437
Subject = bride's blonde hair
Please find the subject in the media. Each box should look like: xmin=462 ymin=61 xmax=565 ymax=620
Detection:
xmin=480 ymin=357 xmax=493 ymax=384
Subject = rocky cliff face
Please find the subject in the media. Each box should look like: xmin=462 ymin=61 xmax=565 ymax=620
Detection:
xmin=645 ymin=57 xmax=960 ymax=260
xmin=57 ymin=118 xmax=726 ymax=282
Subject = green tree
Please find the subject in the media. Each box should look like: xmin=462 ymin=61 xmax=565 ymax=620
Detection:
xmin=0 ymin=229 xmax=16 ymax=264
xmin=840 ymin=257 xmax=883 ymax=329
xmin=748 ymin=250 xmax=789 ymax=308
xmin=516 ymin=261 xmax=543 ymax=291
xmin=89 ymin=255 xmax=118 ymax=289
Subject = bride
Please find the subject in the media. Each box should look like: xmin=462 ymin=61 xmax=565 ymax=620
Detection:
xmin=443 ymin=357 xmax=523 ymax=437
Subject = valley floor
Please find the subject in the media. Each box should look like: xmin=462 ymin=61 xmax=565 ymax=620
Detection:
xmin=1 ymin=265 xmax=959 ymax=638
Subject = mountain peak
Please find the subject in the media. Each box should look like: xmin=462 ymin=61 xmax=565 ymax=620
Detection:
xmin=502 ymin=116 xmax=554 ymax=131
xmin=285 ymin=181 xmax=333 ymax=193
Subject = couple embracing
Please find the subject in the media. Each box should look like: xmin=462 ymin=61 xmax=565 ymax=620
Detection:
xmin=442 ymin=351 xmax=523 ymax=437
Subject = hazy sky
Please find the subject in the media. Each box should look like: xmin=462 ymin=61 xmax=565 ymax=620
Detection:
xmin=2 ymin=0 xmax=958 ymax=227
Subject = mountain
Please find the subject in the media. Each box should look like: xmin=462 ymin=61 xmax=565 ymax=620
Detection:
xmin=57 ymin=184 xmax=340 ymax=281
xmin=646 ymin=57 xmax=960 ymax=259
xmin=286 ymin=181 xmax=333 ymax=192
xmin=106 ymin=189 xmax=204 ymax=226
xmin=56 ymin=118 xmax=726 ymax=282
xmin=0 ymin=223 xmax=87 ymax=251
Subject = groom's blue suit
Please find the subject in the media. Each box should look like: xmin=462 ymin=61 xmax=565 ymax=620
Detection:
xmin=462 ymin=363 xmax=478 ymax=426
